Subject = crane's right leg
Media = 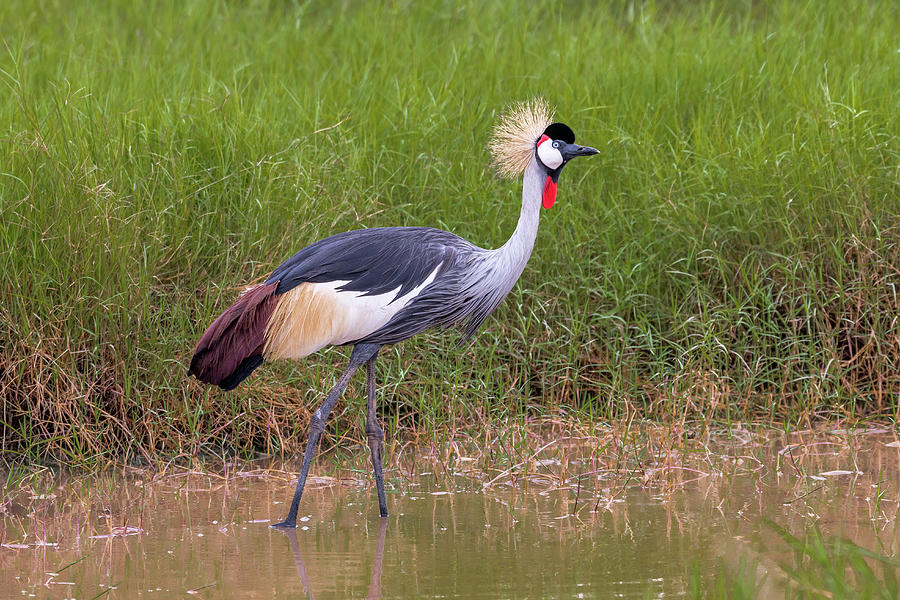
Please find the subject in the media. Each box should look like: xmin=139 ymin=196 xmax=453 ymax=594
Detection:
xmin=272 ymin=343 xmax=380 ymax=528
xmin=364 ymin=353 xmax=389 ymax=517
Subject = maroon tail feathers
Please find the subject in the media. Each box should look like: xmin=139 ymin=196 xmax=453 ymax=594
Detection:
xmin=189 ymin=282 xmax=280 ymax=390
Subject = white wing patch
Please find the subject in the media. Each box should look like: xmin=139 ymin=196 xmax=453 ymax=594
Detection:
xmin=263 ymin=265 xmax=442 ymax=360
xmin=537 ymin=141 xmax=563 ymax=169
xmin=328 ymin=264 xmax=441 ymax=344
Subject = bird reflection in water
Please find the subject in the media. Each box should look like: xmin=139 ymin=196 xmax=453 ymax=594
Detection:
xmin=280 ymin=518 xmax=388 ymax=599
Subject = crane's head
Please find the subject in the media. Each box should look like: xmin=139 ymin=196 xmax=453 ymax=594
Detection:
xmin=533 ymin=122 xmax=598 ymax=208
xmin=489 ymin=98 xmax=598 ymax=209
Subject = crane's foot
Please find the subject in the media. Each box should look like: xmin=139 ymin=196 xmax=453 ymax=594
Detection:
xmin=270 ymin=519 xmax=297 ymax=529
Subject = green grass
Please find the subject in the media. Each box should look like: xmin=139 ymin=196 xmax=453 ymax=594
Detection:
xmin=692 ymin=525 xmax=900 ymax=599
xmin=1 ymin=0 xmax=898 ymax=462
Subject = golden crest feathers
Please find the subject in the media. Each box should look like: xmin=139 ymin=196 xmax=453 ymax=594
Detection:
xmin=488 ymin=98 xmax=554 ymax=179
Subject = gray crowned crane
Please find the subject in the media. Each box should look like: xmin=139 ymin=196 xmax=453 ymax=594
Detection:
xmin=188 ymin=99 xmax=597 ymax=528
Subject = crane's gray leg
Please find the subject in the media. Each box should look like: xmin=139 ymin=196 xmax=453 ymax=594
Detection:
xmin=365 ymin=352 xmax=388 ymax=517
xmin=273 ymin=343 xmax=380 ymax=529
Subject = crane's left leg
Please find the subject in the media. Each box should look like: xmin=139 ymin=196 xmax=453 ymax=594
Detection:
xmin=365 ymin=353 xmax=389 ymax=517
xmin=272 ymin=343 xmax=380 ymax=528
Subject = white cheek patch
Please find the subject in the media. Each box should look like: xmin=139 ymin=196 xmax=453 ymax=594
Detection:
xmin=537 ymin=141 xmax=564 ymax=170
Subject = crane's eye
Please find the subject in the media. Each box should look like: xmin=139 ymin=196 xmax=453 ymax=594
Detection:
xmin=552 ymin=141 xmax=560 ymax=149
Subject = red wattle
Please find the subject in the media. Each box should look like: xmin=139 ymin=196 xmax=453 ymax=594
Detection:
xmin=542 ymin=176 xmax=557 ymax=209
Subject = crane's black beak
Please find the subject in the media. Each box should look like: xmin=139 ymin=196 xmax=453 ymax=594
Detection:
xmin=544 ymin=141 xmax=600 ymax=188
xmin=561 ymin=143 xmax=599 ymax=161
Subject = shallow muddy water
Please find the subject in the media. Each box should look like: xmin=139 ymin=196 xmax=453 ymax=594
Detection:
xmin=2 ymin=427 xmax=899 ymax=598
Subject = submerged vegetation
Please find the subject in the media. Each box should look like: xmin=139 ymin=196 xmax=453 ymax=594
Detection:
xmin=0 ymin=0 xmax=898 ymax=462
xmin=701 ymin=526 xmax=900 ymax=600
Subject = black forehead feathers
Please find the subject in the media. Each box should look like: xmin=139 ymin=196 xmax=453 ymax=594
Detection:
xmin=543 ymin=122 xmax=575 ymax=144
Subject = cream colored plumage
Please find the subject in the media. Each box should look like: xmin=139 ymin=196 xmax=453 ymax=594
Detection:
xmin=488 ymin=98 xmax=554 ymax=178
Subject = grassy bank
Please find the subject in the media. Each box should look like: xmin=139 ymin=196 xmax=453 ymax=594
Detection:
xmin=1 ymin=0 xmax=898 ymax=462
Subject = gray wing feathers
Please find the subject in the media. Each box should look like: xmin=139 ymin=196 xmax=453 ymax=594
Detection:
xmin=358 ymin=256 xmax=508 ymax=345
xmin=267 ymin=227 xmax=460 ymax=298
xmin=265 ymin=226 xmax=509 ymax=347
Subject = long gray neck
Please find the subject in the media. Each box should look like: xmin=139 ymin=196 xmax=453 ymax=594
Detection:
xmin=453 ymin=156 xmax=545 ymax=333
xmin=495 ymin=157 xmax=544 ymax=273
